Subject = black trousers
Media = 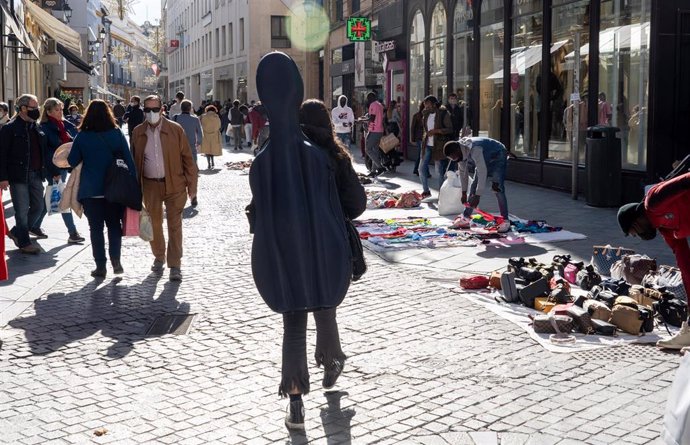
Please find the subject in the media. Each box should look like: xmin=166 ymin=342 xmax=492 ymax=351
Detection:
xmin=82 ymin=198 xmax=124 ymax=268
xmin=280 ymin=308 xmax=345 ymax=397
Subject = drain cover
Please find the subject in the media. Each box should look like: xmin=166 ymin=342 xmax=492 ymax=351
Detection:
xmin=146 ymin=314 xmax=197 ymax=336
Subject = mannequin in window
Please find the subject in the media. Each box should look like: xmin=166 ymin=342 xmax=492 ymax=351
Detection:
xmin=489 ymin=99 xmax=502 ymax=140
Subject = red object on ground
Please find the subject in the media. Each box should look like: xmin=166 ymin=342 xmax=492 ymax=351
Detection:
xmin=459 ymin=275 xmax=490 ymax=289
xmin=0 ymin=190 xmax=8 ymax=281
xmin=470 ymin=205 xmax=505 ymax=225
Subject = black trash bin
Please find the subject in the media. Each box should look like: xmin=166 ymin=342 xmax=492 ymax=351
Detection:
xmin=585 ymin=126 xmax=622 ymax=207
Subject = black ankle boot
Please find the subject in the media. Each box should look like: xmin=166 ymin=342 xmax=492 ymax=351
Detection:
xmin=112 ymin=260 xmax=124 ymax=274
xmin=91 ymin=267 xmax=106 ymax=278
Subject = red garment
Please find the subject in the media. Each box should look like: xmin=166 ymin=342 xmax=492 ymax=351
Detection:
xmin=248 ymin=108 xmax=266 ymax=141
xmin=645 ymin=172 xmax=690 ymax=302
xmin=0 ymin=189 xmax=7 ymax=281
xmin=49 ymin=116 xmax=71 ymax=143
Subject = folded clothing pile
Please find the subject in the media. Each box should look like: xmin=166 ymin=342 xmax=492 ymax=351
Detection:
xmin=366 ymin=190 xmax=423 ymax=209
xmin=224 ymin=160 xmax=253 ymax=170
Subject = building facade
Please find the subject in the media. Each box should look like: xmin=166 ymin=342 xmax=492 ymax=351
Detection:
xmin=165 ymin=0 xmax=319 ymax=106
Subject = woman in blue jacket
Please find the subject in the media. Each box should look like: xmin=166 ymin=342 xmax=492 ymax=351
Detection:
xmin=35 ymin=98 xmax=85 ymax=244
xmin=68 ymin=100 xmax=137 ymax=278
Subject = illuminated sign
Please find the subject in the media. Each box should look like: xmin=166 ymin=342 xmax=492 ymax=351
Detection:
xmin=347 ymin=17 xmax=371 ymax=42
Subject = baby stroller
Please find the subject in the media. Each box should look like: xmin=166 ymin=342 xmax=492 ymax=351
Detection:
xmin=356 ymin=118 xmax=403 ymax=173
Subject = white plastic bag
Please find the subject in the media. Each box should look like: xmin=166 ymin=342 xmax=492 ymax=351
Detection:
xmin=45 ymin=180 xmax=66 ymax=215
xmin=663 ymin=353 xmax=690 ymax=445
xmin=438 ymin=170 xmax=464 ymax=216
xmin=139 ymin=207 xmax=154 ymax=242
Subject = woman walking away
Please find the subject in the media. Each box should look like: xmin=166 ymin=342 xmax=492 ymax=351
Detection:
xmin=279 ymin=99 xmax=366 ymax=431
xmin=200 ymin=104 xmax=222 ymax=169
xmin=68 ymin=100 xmax=137 ymax=278
xmin=35 ymin=98 xmax=85 ymax=244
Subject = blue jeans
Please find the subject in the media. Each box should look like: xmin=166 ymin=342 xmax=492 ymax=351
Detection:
xmin=413 ymin=141 xmax=422 ymax=174
xmin=82 ymin=198 xmax=124 ymax=268
xmin=9 ymin=171 xmax=45 ymax=247
xmin=35 ymin=170 xmax=77 ymax=236
xmin=420 ymin=146 xmax=433 ymax=193
xmin=336 ymin=132 xmax=351 ymax=147
xmin=463 ymin=154 xmax=509 ymax=219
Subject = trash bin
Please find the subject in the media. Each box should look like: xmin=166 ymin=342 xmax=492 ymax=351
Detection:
xmin=585 ymin=126 xmax=622 ymax=207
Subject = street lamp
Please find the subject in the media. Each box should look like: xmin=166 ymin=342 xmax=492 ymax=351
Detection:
xmin=99 ymin=27 xmax=106 ymax=41
xmin=63 ymin=2 xmax=72 ymax=23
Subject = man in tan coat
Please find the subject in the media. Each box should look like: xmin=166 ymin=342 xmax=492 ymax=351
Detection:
xmin=131 ymin=95 xmax=198 ymax=281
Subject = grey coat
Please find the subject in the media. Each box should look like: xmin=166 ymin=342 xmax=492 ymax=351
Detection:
xmin=173 ymin=112 xmax=203 ymax=154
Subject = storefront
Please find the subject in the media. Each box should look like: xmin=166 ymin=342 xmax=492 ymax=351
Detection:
xmin=403 ymin=0 xmax=687 ymax=202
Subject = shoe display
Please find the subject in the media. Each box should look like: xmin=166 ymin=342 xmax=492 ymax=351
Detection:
xmin=90 ymin=268 xmax=106 ymax=278
xmin=112 ymin=260 xmax=124 ymax=275
xmin=496 ymin=221 xmax=511 ymax=233
xmin=450 ymin=216 xmax=471 ymax=229
xmin=657 ymin=321 xmax=690 ymax=350
xmin=68 ymin=232 xmax=86 ymax=244
xmin=29 ymin=228 xmax=48 ymax=239
xmin=169 ymin=267 xmax=182 ymax=281
xmin=322 ymin=358 xmax=345 ymax=390
xmin=151 ymin=259 xmax=165 ymax=273
xmin=20 ymin=244 xmax=40 ymax=254
xmin=285 ymin=400 xmax=305 ymax=431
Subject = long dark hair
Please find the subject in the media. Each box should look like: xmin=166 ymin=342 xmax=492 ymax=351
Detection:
xmin=79 ymin=99 xmax=118 ymax=132
xmin=299 ymin=99 xmax=351 ymax=161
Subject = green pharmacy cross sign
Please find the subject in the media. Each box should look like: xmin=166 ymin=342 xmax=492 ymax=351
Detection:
xmin=347 ymin=17 xmax=371 ymax=42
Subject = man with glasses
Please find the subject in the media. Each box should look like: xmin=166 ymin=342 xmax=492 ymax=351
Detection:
xmin=123 ymin=95 xmax=144 ymax=139
xmin=130 ymin=95 xmax=198 ymax=281
xmin=0 ymin=94 xmax=48 ymax=254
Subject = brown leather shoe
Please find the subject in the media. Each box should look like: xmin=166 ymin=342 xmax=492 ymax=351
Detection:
xmin=20 ymin=244 xmax=40 ymax=255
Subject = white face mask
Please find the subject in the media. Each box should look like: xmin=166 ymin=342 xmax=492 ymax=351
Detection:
xmin=130 ymin=102 xmax=137 ymax=107
xmin=146 ymin=111 xmax=161 ymax=125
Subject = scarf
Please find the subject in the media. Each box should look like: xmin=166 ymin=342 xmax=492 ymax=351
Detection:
xmin=49 ymin=116 xmax=71 ymax=143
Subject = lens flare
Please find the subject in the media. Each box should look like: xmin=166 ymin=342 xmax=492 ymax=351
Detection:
xmin=287 ymin=1 xmax=330 ymax=52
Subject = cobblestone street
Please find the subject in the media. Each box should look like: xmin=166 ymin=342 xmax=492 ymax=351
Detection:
xmin=0 ymin=146 xmax=682 ymax=444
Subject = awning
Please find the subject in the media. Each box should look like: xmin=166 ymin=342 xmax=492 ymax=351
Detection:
xmin=24 ymin=0 xmax=82 ymax=55
xmin=0 ymin=0 xmax=39 ymax=58
xmin=94 ymin=86 xmax=125 ymax=101
xmin=57 ymin=43 xmax=94 ymax=75
xmin=206 ymin=89 xmax=214 ymax=97
xmin=487 ymin=40 xmax=568 ymax=80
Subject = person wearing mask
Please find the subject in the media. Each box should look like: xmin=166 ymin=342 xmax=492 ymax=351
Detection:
xmin=169 ymin=91 xmax=184 ymax=118
xmin=365 ymin=91 xmax=385 ymax=177
xmin=173 ymin=99 xmax=203 ymax=169
xmin=200 ymin=104 xmax=222 ymax=170
xmin=240 ymin=104 xmax=252 ymax=148
xmin=130 ymin=95 xmax=198 ymax=281
xmin=617 ymin=172 xmax=690 ymax=350
xmin=113 ymin=100 xmax=125 ymax=127
xmin=282 ymin=98 xmax=366 ymax=431
xmin=419 ymin=95 xmax=453 ymax=198
xmin=331 ymin=95 xmax=355 ymax=147
xmin=123 ymin=96 xmax=144 ymax=139
xmin=229 ymin=100 xmax=244 ymax=151
xmin=65 ymin=104 xmax=82 ymax=127
xmin=67 ymin=100 xmax=136 ymax=277
xmin=0 ymin=94 xmax=49 ymax=254
xmin=444 ymin=136 xmax=511 ymax=233
xmin=410 ymin=102 xmax=425 ymax=176
xmin=35 ymin=98 xmax=85 ymax=244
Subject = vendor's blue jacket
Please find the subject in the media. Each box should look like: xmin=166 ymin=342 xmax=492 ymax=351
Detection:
xmin=67 ymin=128 xmax=137 ymax=201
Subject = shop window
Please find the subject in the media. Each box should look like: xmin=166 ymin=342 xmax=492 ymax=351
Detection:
xmin=351 ymin=0 xmax=360 ymax=14
xmin=548 ymin=0 xmax=590 ymax=163
xmin=429 ymin=3 xmax=447 ymax=102
xmin=510 ymin=1 xmax=543 ymax=158
xmin=271 ymin=16 xmax=291 ymax=48
xmin=332 ymin=76 xmax=343 ymax=108
xmin=453 ymin=1 xmax=476 ymax=132
xmin=240 ymin=18 xmax=245 ymax=51
xmin=409 ymin=10 xmax=426 ymax=138
xmin=599 ymin=0 xmax=651 ymax=171
xmin=479 ymin=0 xmax=504 ymax=139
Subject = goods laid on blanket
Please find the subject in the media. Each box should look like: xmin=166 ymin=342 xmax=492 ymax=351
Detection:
xmin=355 ymin=217 xmax=506 ymax=249
xmin=457 ymin=249 xmax=687 ymax=339
xmin=366 ymin=190 xmax=423 ymax=209
xmin=225 ymin=160 xmax=253 ymax=170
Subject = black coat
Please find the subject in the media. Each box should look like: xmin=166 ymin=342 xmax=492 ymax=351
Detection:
xmin=123 ymin=106 xmax=144 ymax=134
xmin=0 ymin=117 xmax=50 ymax=183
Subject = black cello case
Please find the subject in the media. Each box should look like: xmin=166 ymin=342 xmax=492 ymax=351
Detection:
xmin=249 ymin=52 xmax=352 ymax=313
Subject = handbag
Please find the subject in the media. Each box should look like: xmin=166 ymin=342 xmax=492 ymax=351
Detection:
xmin=139 ymin=207 xmax=154 ymax=242
xmin=567 ymin=305 xmax=595 ymax=334
xmin=345 ymin=219 xmax=366 ymax=281
xmin=518 ymin=277 xmax=549 ymax=308
xmin=500 ymin=271 xmax=519 ymax=303
xmin=534 ymin=297 xmax=557 ymax=313
xmin=378 ymin=133 xmax=399 ymax=153
xmin=459 ymin=275 xmax=490 ymax=290
xmin=591 ymin=245 xmax=635 ymax=276
xmin=101 ymin=134 xmax=142 ymax=211
xmin=583 ymin=299 xmax=613 ymax=321
xmin=489 ymin=270 xmax=502 ymax=289
xmin=532 ymin=315 xmax=574 ymax=334
xmin=576 ymin=265 xmax=602 ymax=291
xmin=591 ymin=319 xmax=617 ymax=336
xmin=654 ymin=293 xmax=689 ymax=328
xmin=122 ymin=207 xmax=140 ymax=237
xmin=610 ymin=304 xmax=643 ymax=335
xmin=644 ymin=265 xmax=687 ymax=303
xmin=611 ymin=254 xmax=657 ymax=285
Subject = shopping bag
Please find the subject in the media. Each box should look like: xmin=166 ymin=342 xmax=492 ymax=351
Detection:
xmin=663 ymin=354 xmax=690 ymax=445
xmin=378 ymin=133 xmax=399 ymax=153
xmin=438 ymin=170 xmax=464 ymax=216
xmin=122 ymin=207 xmax=140 ymax=237
xmin=45 ymin=180 xmax=65 ymax=215
xmin=139 ymin=207 xmax=154 ymax=242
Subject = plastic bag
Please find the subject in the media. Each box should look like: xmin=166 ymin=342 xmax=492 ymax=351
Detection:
xmin=438 ymin=170 xmax=464 ymax=216
xmin=139 ymin=207 xmax=154 ymax=242
xmin=45 ymin=180 xmax=66 ymax=215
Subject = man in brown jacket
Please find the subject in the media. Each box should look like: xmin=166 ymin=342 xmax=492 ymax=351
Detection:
xmin=419 ymin=95 xmax=454 ymax=198
xmin=131 ymin=95 xmax=198 ymax=281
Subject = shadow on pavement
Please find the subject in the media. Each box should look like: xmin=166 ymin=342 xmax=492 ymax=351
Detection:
xmin=8 ymin=272 xmax=189 ymax=359
xmin=0 ymin=243 xmax=71 ymax=287
xmin=320 ymin=391 xmax=355 ymax=444
xmin=199 ymin=169 xmax=221 ymax=175
xmin=476 ymin=243 xmax=548 ymax=259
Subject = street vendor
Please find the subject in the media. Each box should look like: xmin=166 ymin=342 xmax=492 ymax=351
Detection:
xmin=443 ymin=137 xmax=510 ymax=233
xmin=618 ymin=171 xmax=690 ymax=350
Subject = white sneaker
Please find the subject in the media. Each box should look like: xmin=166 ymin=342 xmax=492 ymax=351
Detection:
xmin=450 ymin=216 xmax=471 ymax=229
xmin=657 ymin=321 xmax=690 ymax=349
xmin=497 ymin=221 xmax=511 ymax=233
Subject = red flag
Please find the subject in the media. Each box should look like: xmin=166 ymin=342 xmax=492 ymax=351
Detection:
xmin=151 ymin=63 xmax=160 ymax=76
